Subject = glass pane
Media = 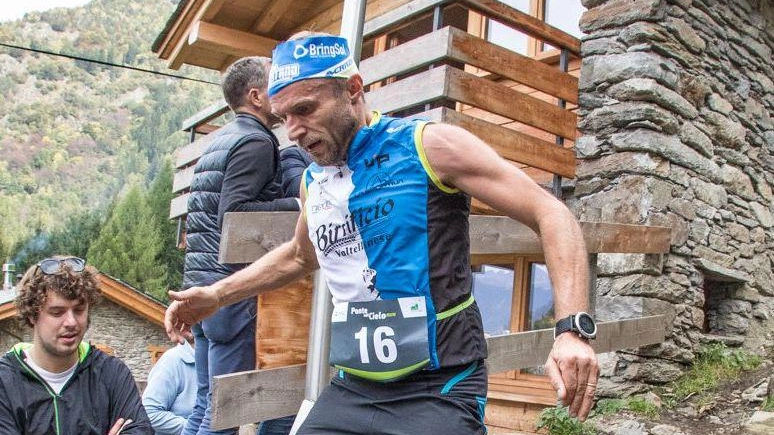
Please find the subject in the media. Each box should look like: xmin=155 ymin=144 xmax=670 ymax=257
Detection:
xmin=472 ymin=264 xmax=514 ymax=337
xmin=527 ymin=263 xmax=554 ymax=330
xmin=486 ymin=0 xmax=530 ymax=55
xmin=545 ymin=0 xmax=586 ymax=38
xmin=542 ymin=0 xmax=586 ymax=51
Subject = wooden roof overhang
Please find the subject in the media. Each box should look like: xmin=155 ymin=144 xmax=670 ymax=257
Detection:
xmin=152 ymin=0 xmax=580 ymax=72
xmin=0 ymin=274 xmax=167 ymax=327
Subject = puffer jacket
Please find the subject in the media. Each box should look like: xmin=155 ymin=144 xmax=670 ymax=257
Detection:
xmin=183 ymin=113 xmax=284 ymax=289
xmin=0 ymin=342 xmax=152 ymax=435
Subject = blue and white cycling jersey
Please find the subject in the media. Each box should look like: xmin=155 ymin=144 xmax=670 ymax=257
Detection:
xmin=303 ymin=112 xmax=487 ymax=369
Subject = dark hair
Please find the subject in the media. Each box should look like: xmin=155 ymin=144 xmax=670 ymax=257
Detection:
xmin=15 ymin=256 xmax=101 ymax=328
xmin=221 ymin=56 xmax=271 ymax=111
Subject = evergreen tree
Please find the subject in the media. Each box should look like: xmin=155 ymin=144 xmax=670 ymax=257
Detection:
xmin=146 ymin=160 xmax=184 ymax=293
xmin=87 ymin=184 xmax=168 ymax=300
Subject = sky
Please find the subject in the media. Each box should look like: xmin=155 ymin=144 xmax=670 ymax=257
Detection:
xmin=0 ymin=1 xmax=90 ymax=23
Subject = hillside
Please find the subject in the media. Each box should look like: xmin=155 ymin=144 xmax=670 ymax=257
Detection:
xmin=0 ymin=0 xmax=220 ymax=263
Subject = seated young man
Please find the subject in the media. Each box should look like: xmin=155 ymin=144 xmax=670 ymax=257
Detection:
xmin=0 ymin=256 xmax=152 ymax=435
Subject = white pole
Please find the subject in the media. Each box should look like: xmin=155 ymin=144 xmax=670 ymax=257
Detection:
xmin=289 ymin=2 xmax=367 ymax=433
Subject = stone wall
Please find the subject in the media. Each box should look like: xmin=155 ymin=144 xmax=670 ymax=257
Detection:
xmin=0 ymin=298 xmax=170 ymax=381
xmin=574 ymin=0 xmax=773 ymax=396
xmin=86 ymin=298 xmax=170 ymax=380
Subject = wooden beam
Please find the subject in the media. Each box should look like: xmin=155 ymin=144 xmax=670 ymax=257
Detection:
xmin=363 ymin=0 xmax=450 ymax=39
xmin=219 ymin=212 xmax=671 ymax=264
xmin=486 ymin=315 xmax=666 ymax=374
xmin=169 ymin=193 xmax=190 ymax=219
xmin=182 ymin=99 xmax=228 ymax=132
xmin=446 ymin=67 xmax=577 ymax=139
xmin=175 ymin=133 xmax=217 ymax=169
xmin=97 ymin=275 xmax=166 ymax=328
xmin=250 ymin=0 xmax=294 ymax=34
xmin=413 ymin=107 xmax=576 ymax=178
xmin=188 ymin=21 xmax=279 ymax=59
xmin=166 ymin=0 xmax=226 ymax=70
xmin=360 ymin=26 xmax=578 ymax=104
xmin=366 ymin=65 xmax=577 ymax=139
xmin=210 ymin=315 xmax=666 ymax=428
xmin=172 ymin=166 xmax=195 ymax=194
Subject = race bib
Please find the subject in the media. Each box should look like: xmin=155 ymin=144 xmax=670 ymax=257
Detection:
xmin=329 ymin=297 xmax=430 ymax=382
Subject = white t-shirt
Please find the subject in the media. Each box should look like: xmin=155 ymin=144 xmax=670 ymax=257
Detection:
xmin=23 ymin=349 xmax=78 ymax=395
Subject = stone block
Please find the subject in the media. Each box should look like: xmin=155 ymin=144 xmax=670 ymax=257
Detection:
xmin=665 ymin=17 xmax=706 ymax=54
xmin=608 ymin=78 xmax=698 ymax=119
xmin=597 ymin=253 xmax=664 ymax=276
xmin=580 ymin=0 xmax=666 ymax=32
xmin=575 ymin=135 xmax=602 ymax=158
xmin=693 ymin=245 xmax=734 ymax=268
xmin=749 ymin=202 xmax=773 ymax=228
xmin=722 ymin=164 xmax=756 ymax=200
xmin=689 ymin=219 xmax=710 ymax=243
xmin=597 ymin=295 xmax=677 ymax=326
xmin=690 ymin=177 xmax=728 ymax=208
xmin=707 ymin=93 xmax=734 ymax=114
xmin=619 ymin=22 xmax=668 ymax=46
xmin=679 ymin=122 xmax=713 ymax=157
xmin=577 ymin=152 xmax=669 ymax=179
xmin=610 ymin=129 xmax=721 ymax=182
xmin=580 ymin=52 xmax=679 ymax=91
xmin=705 ymin=111 xmax=748 ymax=150
xmin=668 ymin=198 xmax=696 ymax=220
xmin=581 ymin=36 xmax=626 ymax=56
xmin=580 ymin=102 xmax=680 ymax=134
xmin=744 ymin=411 xmax=774 ymax=435
xmin=694 ymin=257 xmax=751 ymax=282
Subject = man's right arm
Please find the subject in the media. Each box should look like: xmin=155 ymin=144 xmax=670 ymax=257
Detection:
xmin=166 ymin=199 xmax=318 ymax=342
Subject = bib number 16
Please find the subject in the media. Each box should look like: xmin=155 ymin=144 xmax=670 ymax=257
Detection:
xmin=354 ymin=326 xmax=397 ymax=364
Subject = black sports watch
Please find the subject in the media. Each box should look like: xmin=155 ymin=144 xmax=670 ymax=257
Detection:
xmin=554 ymin=312 xmax=597 ymax=340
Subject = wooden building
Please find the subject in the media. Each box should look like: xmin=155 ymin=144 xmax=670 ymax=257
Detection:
xmin=152 ymin=0 xmax=675 ymax=432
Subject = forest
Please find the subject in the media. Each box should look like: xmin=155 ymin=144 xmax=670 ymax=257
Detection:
xmin=0 ymin=0 xmax=222 ymax=300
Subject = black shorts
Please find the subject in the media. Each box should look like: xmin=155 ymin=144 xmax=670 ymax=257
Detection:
xmin=297 ymin=361 xmax=488 ymax=435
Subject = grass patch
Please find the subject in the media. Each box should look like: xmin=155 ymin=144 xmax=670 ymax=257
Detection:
xmin=664 ymin=343 xmax=762 ymax=407
xmin=536 ymin=406 xmax=596 ymax=435
xmin=593 ymin=397 xmax=659 ymax=420
xmin=762 ymin=396 xmax=774 ymax=412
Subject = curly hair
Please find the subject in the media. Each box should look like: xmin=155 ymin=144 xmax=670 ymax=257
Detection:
xmin=15 ymin=256 xmax=102 ymax=328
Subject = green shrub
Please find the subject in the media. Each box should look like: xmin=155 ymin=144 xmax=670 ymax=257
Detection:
xmin=667 ymin=343 xmax=763 ymax=407
xmin=536 ymin=406 xmax=596 ymax=435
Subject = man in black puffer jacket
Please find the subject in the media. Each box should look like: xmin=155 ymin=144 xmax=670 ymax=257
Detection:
xmin=180 ymin=57 xmax=299 ymax=435
xmin=0 ymin=256 xmax=152 ymax=435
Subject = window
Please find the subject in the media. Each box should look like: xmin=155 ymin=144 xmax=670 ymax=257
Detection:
xmin=471 ymin=255 xmax=557 ymax=405
xmin=472 ymin=264 xmax=515 ymax=336
xmin=483 ymin=0 xmax=586 ymax=58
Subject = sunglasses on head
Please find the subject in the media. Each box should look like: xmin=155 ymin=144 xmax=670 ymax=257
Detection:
xmin=36 ymin=257 xmax=86 ymax=275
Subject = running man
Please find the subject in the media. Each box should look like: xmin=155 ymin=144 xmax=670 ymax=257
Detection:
xmin=166 ymin=34 xmax=598 ymax=434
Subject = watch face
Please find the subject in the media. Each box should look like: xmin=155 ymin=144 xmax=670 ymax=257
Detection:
xmin=577 ymin=314 xmax=595 ymax=334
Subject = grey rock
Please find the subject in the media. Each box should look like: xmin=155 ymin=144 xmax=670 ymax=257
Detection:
xmin=608 ymin=78 xmax=698 ymax=119
xmin=721 ymin=164 xmax=756 ymax=200
xmin=707 ymin=93 xmax=734 ymax=114
xmin=679 ymin=122 xmax=713 ymax=157
xmin=610 ymin=130 xmax=721 ymax=182
xmin=579 ymin=102 xmax=680 ymax=134
xmin=749 ymin=202 xmax=774 ymax=228
xmin=744 ymin=411 xmax=774 ymax=434
xmin=690 ymin=178 xmax=728 ymax=208
xmin=580 ymin=52 xmax=679 ymax=91
xmin=577 ymin=152 xmax=670 ymax=179
xmin=580 ymin=0 xmax=666 ymax=32
xmin=597 ymin=253 xmax=664 ymax=276
xmin=665 ymin=16 xmax=706 ymax=53
xmin=650 ymin=423 xmax=687 ymax=435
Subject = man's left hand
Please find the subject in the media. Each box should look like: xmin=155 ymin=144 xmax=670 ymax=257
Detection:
xmin=544 ymin=332 xmax=599 ymax=421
